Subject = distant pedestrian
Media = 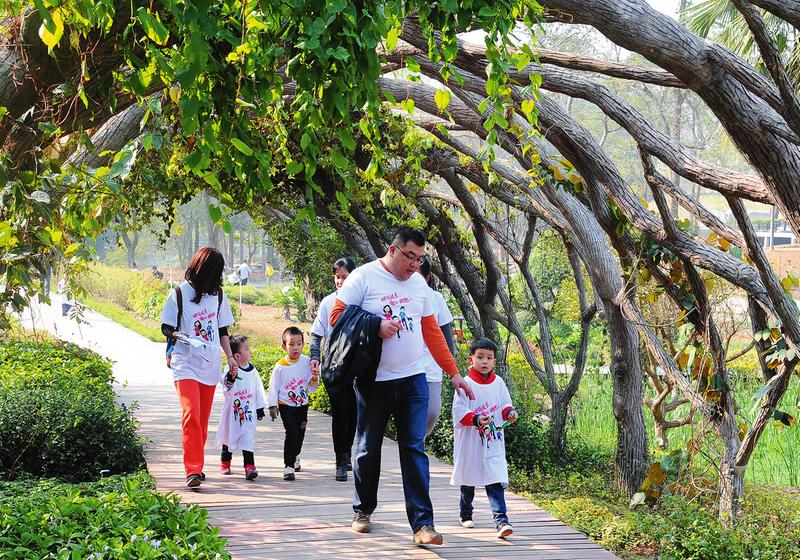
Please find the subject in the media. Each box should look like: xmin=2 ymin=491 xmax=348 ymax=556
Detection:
xmin=238 ymin=261 xmax=252 ymax=286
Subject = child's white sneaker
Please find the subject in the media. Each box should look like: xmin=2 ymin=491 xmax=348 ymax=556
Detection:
xmin=460 ymin=518 xmax=475 ymax=528
xmin=283 ymin=466 xmax=295 ymax=481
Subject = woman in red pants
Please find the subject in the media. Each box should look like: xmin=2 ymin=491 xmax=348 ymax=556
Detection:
xmin=160 ymin=247 xmax=236 ymax=488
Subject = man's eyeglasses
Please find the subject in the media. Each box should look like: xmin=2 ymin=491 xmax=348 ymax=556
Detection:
xmin=392 ymin=244 xmax=426 ymax=264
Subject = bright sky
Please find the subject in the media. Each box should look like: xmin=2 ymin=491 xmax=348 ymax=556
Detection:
xmin=648 ymin=0 xmax=680 ymax=17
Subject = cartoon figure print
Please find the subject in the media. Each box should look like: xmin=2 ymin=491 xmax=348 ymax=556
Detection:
xmin=194 ymin=320 xmax=202 ymax=336
xmin=392 ymin=316 xmax=402 ymax=339
xmin=233 ymin=399 xmax=241 ymax=421
xmin=399 ymin=306 xmax=408 ymax=330
xmin=288 ymin=390 xmax=297 ymax=406
xmin=477 ymin=415 xmax=503 ymax=448
xmin=244 ymin=401 xmax=252 ymax=422
xmin=299 ymin=387 xmax=308 ymax=404
xmin=206 ymin=321 xmax=214 ymax=342
xmin=383 ymin=305 xmax=393 ymax=321
xmin=238 ymin=407 xmax=246 ymax=425
xmin=200 ymin=328 xmax=209 ymax=342
xmin=406 ymin=316 xmax=414 ymax=332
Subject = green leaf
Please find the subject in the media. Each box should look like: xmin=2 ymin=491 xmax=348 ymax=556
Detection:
xmin=137 ymin=8 xmax=170 ymax=46
xmin=400 ymin=98 xmax=415 ymax=115
xmin=222 ymin=220 xmax=233 ymax=235
xmin=208 ymin=204 xmax=222 ymax=223
xmin=185 ymin=150 xmax=202 ymax=171
xmin=386 ymin=27 xmax=399 ymax=52
xmin=286 ymin=161 xmax=304 ymax=176
xmin=331 ymin=148 xmax=349 ymax=170
xmin=434 ymin=88 xmax=451 ymax=112
xmin=230 ymin=137 xmax=253 ymax=156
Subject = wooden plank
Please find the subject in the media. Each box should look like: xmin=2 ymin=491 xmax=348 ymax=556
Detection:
xmin=125 ymin=386 xmax=620 ymax=560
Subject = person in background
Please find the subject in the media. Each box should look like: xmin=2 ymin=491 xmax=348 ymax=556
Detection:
xmin=310 ymin=257 xmax=357 ymax=481
xmin=238 ymin=261 xmax=252 ymax=286
xmin=418 ymin=258 xmax=457 ymax=436
xmin=160 ymin=247 xmax=236 ymax=488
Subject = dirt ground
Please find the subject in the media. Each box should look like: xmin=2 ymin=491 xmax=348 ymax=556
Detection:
xmin=234 ymin=303 xmax=313 ymax=347
xmin=766 ymin=245 xmax=800 ymax=278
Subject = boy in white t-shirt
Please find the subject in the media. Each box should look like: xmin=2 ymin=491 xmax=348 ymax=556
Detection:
xmin=451 ymin=338 xmax=518 ymax=539
xmin=266 ymin=326 xmax=319 ymax=481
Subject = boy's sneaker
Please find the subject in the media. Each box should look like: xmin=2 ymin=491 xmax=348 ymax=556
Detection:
xmin=220 ymin=461 xmax=232 ymax=475
xmin=496 ymin=522 xmax=513 ymax=539
xmin=460 ymin=518 xmax=475 ymax=528
xmin=351 ymin=512 xmax=372 ymax=533
xmin=294 ymin=458 xmax=301 ymax=472
xmin=244 ymin=465 xmax=258 ymax=480
xmin=283 ymin=466 xmax=295 ymax=481
xmin=412 ymin=525 xmax=443 ymax=545
xmin=185 ymin=474 xmax=202 ymax=488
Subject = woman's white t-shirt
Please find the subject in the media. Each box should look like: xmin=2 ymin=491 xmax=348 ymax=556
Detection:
xmin=160 ymin=281 xmax=235 ymax=385
xmin=420 ymin=288 xmax=454 ymax=383
xmin=336 ymin=259 xmax=433 ymax=382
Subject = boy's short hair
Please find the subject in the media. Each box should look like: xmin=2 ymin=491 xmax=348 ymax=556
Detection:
xmin=230 ymin=335 xmax=248 ymax=355
xmin=469 ymin=337 xmax=497 ymax=356
xmin=282 ymin=326 xmax=304 ymax=344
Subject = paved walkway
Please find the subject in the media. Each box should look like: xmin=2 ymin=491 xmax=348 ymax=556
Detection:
xmin=22 ymin=302 xmax=619 ymax=559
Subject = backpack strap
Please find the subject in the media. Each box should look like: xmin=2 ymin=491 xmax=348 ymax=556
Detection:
xmin=175 ymin=286 xmax=183 ymax=331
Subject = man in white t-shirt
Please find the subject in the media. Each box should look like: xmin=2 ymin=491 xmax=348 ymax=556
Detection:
xmin=238 ymin=261 xmax=252 ymax=286
xmin=329 ymin=227 xmax=474 ymax=546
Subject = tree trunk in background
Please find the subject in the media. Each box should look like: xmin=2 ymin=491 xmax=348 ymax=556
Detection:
xmin=120 ymin=231 xmax=139 ymax=269
xmin=194 ymin=221 xmax=200 ymax=253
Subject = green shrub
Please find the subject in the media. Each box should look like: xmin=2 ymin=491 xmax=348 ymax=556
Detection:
xmin=0 ymin=472 xmax=230 ymax=559
xmin=0 ymin=340 xmax=145 ymax=482
xmin=126 ymin=273 xmax=169 ymax=322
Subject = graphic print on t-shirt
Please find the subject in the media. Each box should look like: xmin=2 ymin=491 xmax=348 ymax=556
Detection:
xmin=473 ymin=400 xmax=503 ymax=449
xmin=283 ymin=377 xmax=310 ymax=406
xmin=381 ymin=293 xmax=417 ymax=340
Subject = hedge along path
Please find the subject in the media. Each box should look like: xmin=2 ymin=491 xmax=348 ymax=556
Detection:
xmin=25 ymin=301 xmax=619 ymax=559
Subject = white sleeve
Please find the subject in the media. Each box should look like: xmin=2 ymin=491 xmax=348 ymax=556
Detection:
xmin=217 ymin=292 xmax=235 ymax=328
xmin=421 ymin=283 xmax=434 ymax=317
xmin=160 ymin=288 xmax=179 ymax=327
xmin=451 ymin=389 xmax=474 ymax=428
xmin=266 ymin=365 xmax=281 ymax=408
xmin=436 ymin=292 xmax=453 ymax=326
xmin=311 ymin=296 xmax=331 ymax=337
xmin=255 ymin=368 xmax=268 ymax=409
xmin=336 ymin=268 xmax=365 ymax=307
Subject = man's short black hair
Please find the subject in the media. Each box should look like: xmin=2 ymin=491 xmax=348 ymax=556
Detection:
xmin=230 ymin=335 xmax=248 ymax=355
xmin=469 ymin=337 xmax=497 ymax=356
xmin=282 ymin=326 xmax=304 ymax=344
xmin=392 ymin=227 xmax=426 ymax=248
xmin=333 ymin=257 xmax=356 ymax=274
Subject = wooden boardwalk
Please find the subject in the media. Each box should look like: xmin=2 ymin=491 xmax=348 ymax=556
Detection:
xmin=123 ymin=386 xmax=619 ymax=560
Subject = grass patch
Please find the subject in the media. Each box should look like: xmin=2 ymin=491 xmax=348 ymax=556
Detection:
xmin=81 ymin=295 xmax=163 ymax=342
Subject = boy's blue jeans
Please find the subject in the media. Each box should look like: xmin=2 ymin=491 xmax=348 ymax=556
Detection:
xmin=460 ymin=483 xmax=509 ymax=526
xmin=353 ymin=372 xmax=432 ymax=532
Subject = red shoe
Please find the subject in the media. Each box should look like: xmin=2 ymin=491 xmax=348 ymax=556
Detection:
xmin=220 ymin=461 xmax=232 ymax=475
xmin=245 ymin=465 xmax=258 ymax=480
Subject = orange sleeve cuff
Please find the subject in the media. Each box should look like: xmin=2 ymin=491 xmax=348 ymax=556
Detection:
xmin=421 ymin=315 xmax=458 ymax=376
xmin=459 ymin=412 xmax=476 ymax=426
xmin=330 ymin=299 xmax=346 ymax=327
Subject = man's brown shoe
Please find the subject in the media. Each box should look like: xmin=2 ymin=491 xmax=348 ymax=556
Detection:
xmin=352 ymin=512 xmax=372 ymax=533
xmin=412 ymin=525 xmax=443 ymax=545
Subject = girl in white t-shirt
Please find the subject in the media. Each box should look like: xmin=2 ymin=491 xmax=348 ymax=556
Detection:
xmin=160 ymin=247 xmax=236 ymax=488
xmin=418 ymin=259 xmax=457 ymax=436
